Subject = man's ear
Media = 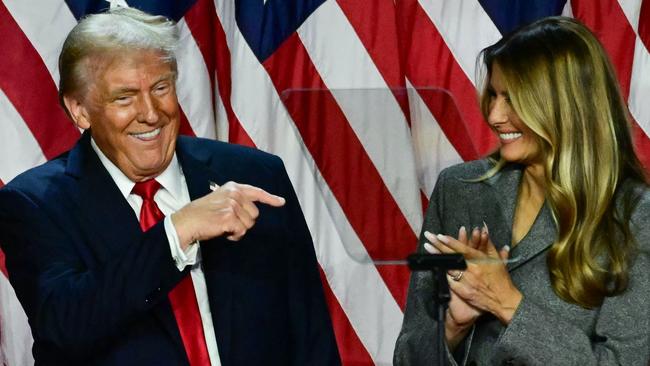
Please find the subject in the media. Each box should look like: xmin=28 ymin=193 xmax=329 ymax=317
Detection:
xmin=63 ymin=95 xmax=91 ymax=130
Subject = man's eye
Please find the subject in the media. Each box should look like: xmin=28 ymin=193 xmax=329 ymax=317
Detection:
xmin=154 ymin=84 xmax=170 ymax=95
xmin=114 ymin=96 xmax=132 ymax=105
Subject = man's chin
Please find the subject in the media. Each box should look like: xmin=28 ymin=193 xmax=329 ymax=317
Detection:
xmin=119 ymin=160 xmax=170 ymax=181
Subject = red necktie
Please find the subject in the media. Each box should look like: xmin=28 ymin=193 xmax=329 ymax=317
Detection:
xmin=132 ymin=180 xmax=211 ymax=366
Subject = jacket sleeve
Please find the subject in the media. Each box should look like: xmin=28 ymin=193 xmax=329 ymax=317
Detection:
xmin=0 ymin=186 xmax=186 ymax=359
xmin=394 ymin=168 xmax=471 ymax=366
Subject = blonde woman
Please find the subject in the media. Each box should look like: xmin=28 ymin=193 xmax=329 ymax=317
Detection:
xmin=394 ymin=17 xmax=650 ymax=365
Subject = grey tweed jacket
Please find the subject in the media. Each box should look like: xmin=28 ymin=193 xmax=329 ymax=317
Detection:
xmin=394 ymin=160 xmax=650 ymax=366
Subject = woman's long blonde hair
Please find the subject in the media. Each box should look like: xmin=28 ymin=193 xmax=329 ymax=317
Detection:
xmin=479 ymin=17 xmax=646 ymax=308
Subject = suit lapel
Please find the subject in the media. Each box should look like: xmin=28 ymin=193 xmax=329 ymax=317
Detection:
xmin=66 ymin=133 xmax=186 ymax=357
xmin=176 ymin=137 xmax=234 ymax=365
xmin=65 ymin=132 xmax=142 ymax=260
xmin=485 ymin=164 xmax=556 ymax=271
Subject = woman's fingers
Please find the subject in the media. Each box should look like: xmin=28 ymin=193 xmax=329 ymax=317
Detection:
xmin=423 ymin=242 xmax=440 ymax=254
xmin=458 ymin=226 xmax=468 ymax=245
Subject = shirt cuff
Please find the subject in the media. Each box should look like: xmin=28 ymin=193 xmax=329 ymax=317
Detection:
xmin=164 ymin=216 xmax=199 ymax=271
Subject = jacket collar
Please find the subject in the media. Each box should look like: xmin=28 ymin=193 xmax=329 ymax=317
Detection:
xmin=483 ymin=163 xmax=556 ymax=271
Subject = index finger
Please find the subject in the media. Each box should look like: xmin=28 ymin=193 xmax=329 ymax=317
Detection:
xmin=435 ymin=234 xmax=483 ymax=258
xmin=239 ymin=184 xmax=286 ymax=207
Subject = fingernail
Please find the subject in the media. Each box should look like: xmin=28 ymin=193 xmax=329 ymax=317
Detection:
xmin=482 ymin=221 xmax=489 ymax=234
xmin=423 ymin=242 xmax=439 ymax=254
xmin=459 ymin=226 xmax=466 ymax=236
xmin=502 ymin=245 xmax=510 ymax=252
xmin=436 ymin=234 xmax=449 ymax=244
xmin=424 ymin=231 xmax=436 ymax=242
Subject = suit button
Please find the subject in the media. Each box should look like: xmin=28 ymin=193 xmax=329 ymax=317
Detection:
xmin=502 ymin=359 xmax=515 ymax=366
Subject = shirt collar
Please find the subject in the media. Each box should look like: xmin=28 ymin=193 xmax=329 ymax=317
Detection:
xmin=90 ymin=138 xmax=184 ymax=200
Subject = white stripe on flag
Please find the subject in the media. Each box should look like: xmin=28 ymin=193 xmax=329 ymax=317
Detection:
xmin=617 ymin=0 xmax=642 ymax=32
xmin=212 ymin=2 xmax=404 ymax=363
xmin=418 ymin=0 xmax=501 ymax=86
xmin=298 ymin=0 xmax=423 ymax=235
xmin=176 ymin=19 xmax=217 ymax=139
xmin=629 ymin=36 xmax=650 ymax=136
xmin=0 ymin=89 xmax=47 ymax=184
xmin=406 ymin=80 xmax=463 ymax=197
xmin=214 ymin=71 xmax=230 ymax=142
xmin=0 ymin=271 xmax=33 ymax=366
xmin=3 ymin=0 xmax=76 ymax=86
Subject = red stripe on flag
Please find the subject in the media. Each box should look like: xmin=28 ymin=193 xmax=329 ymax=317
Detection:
xmin=263 ymin=33 xmax=414 ymax=307
xmin=204 ymin=4 xmax=255 ymax=147
xmin=337 ymin=0 xmax=411 ymax=121
xmin=639 ymin=0 xmax=650 ymax=53
xmin=0 ymin=2 xmax=79 ymax=159
xmin=397 ymin=0 xmax=496 ymax=160
xmin=0 ymin=249 xmax=7 ymax=278
xmin=183 ymin=0 xmax=216 ymax=100
xmin=319 ymin=269 xmax=373 ymax=365
xmin=178 ymin=108 xmax=197 ymax=137
xmin=572 ymin=0 xmax=650 ymax=169
xmin=571 ymin=0 xmax=636 ymax=98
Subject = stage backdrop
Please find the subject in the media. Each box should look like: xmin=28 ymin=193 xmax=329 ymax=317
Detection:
xmin=1 ymin=0 xmax=649 ymax=365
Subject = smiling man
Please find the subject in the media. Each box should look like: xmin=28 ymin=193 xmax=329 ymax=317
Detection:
xmin=0 ymin=7 xmax=339 ymax=366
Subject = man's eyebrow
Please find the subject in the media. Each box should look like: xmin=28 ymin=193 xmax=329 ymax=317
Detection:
xmin=109 ymin=87 xmax=138 ymax=97
xmin=108 ymin=73 xmax=176 ymax=98
xmin=152 ymin=73 xmax=175 ymax=85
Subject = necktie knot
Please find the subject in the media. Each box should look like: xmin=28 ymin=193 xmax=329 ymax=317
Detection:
xmin=132 ymin=179 xmax=163 ymax=232
xmin=132 ymin=179 xmax=161 ymax=201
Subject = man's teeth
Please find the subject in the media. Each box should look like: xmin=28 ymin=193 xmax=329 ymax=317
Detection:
xmin=500 ymin=132 xmax=522 ymax=140
xmin=131 ymin=128 xmax=161 ymax=139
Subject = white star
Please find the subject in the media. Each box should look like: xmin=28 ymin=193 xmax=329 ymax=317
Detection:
xmin=107 ymin=0 xmax=130 ymax=9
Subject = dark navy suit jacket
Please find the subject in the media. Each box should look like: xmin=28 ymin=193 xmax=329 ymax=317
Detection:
xmin=0 ymin=132 xmax=340 ymax=365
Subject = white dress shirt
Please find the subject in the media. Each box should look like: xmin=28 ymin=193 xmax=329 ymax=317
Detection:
xmin=91 ymin=139 xmax=221 ymax=365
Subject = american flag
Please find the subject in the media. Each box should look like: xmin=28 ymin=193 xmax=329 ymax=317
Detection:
xmin=1 ymin=0 xmax=648 ymax=365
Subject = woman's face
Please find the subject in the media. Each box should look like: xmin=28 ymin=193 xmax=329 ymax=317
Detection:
xmin=487 ymin=64 xmax=542 ymax=166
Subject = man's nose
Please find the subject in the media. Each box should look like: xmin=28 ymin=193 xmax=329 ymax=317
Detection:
xmin=137 ymin=94 xmax=160 ymax=123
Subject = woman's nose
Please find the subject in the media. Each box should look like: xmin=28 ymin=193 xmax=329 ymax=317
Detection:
xmin=487 ymin=98 xmax=509 ymax=126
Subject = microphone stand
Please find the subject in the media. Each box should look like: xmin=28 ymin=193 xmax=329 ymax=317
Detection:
xmin=407 ymin=253 xmax=467 ymax=366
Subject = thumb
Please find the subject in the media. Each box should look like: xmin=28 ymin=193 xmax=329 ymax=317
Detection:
xmin=484 ymin=236 xmax=500 ymax=257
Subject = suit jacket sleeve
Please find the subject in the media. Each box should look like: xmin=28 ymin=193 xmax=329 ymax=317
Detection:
xmin=0 ymin=185 xmax=185 ymax=359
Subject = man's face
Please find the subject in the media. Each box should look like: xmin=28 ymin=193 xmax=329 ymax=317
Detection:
xmin=67 ymin=50 xmax=180 ymax=181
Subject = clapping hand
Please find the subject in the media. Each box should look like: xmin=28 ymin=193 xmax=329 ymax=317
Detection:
xmin=423 ymin=226 xmax=484 ymax=349
xmin=427 ymin=225 xmax=522 ymax=328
